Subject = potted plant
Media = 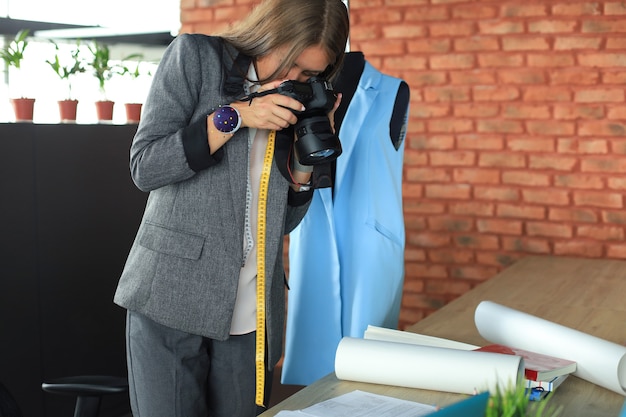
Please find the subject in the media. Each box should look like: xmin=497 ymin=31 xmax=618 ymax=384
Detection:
xmin=119 ymin=57 xmax=150 ymax=123
xmin=1 ymin=29 xmax=35 ymax=121
xmin=87 ymin=40 xmax=141 ymax=122
xmin=485 ymin=382 xmax=563 ymax=417
xmin=46 ymin=39 xmax=86 ymax=122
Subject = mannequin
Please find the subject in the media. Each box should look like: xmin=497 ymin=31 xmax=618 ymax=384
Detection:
xmin=282 ymin=51 xmax=410 ymax=385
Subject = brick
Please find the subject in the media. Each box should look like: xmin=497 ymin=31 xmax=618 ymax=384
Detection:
xmin=573 ymin=190 xmax=624 ymax=208
xmin=477 ymin=218 xmax=523 ymax=235
xmin=605 ymin=2 xmax=626 ymax=15
xmin=501 ymin=4 xmax=549 ymax=18
xmin=550 ymin=69 xmax=600 ymax=85
xmin=527 ymin=221 xmax=573 ymax=238
xmin=607 ymin=244 xmax=626 ymax=259
xmin=407 ymin=39 xmax=451 ymax=54
xmin=405 ymin=5 xmax=448 ymax=21
xmin=579 ymin=121 xmax=626 ymax=136
xmin=425 ymin=184 xmax=472 ymax=199
xmin=453 ymin=168 xmax=501 ymax=184
xmin=413 ymin=104 xmax=450 ymax=119
xmin=478 ymin=53 xmax=524 ymax=68
xmin=523 ymin=189 xmax=570 ymax=205
xmin=402 ymin=183 xmax=424 ymax=199
xmin=430 ymin=54 xmax=476 ymax=70
xmin=478 ymin=152 xmax=525 ymax=168
xmin=577 ymin=225 xmax=625 ymax=240
xmin=384 ymin=56 xmax=429 ymax=71
xmin=552 ymin=2 xmax=602 ymax=16
xmin=554 ymin=173 xmax=604 ymax=189
xmin=497 ymin=203 xmax=546 ymax=220
xmin=406 ymin=167 xmax=451 ymax=182
xmin=581 ymin=156 xmax=626 ymax=173
xmin=406 ymin=232 xmax=451 ymax=248
xmin=473 ymin=86 xmax=520 ymax=101
xmin=404 ymin=200 xmax=447 ymax=214
xmin=450 ymin=265 xmax=500 ymax=280
xmin=608 ymin=177 xmax=626 ymax=190
xmin=554 ymin=36 xmax=602 ymax=50
xmin=582 ymin=19 xmax=626 ymax=33
xmin=557 ymin=138 xmax=608 ymax=154
xmin=553 ymin=104 xmax=604 ymax=120
xmin=527 ymin=53 xmax=576 ymax=67
xmin=528 ymin=20 xmax=578 ymax=34
xmin=575 ymin=88 xmax=625 ymax=103
xmin=428 ymin=216 xmax=474 ymax=232
xmin=610 ymin=139 xmax=626 ymax=154
xmin=502 ymin=104 xmax=551 ymax=119
xmin=428 ymin=248 xmax=475 ymax=264
xmin=452 ymin=5 xmax=498 ymax=19
xmin=411 ymin=134 xmax=455 ymax=150
xmin=450 ymin=70 xmax=497 ymax=85
xmin=428 ymin=119 xmax=473 ymax=133
xmin=478 ymin=21 xmax=524 ymax=35
xmin=359 ymin=40 xmax=407 ymax=56
xmin=549 ymin=207 xmax=599 ymax=223
xmin=474 ymin=186 xmax=520 ymax=202
xmin=454 ymin=37 xmax=500 ymax=52
xmin=498 ymin=69 xmax=547 ymax=85
xmin=475 ymin=252 xmax=520 ymax=268
xmin=454 ymin=104 xmax=500 ymax=118
xmin=404 ymin=71 xmax=446 ymax=86
xmin=602 ymin=71 xmax=626 ymax=84
xmin=507 ymin=137 xmax=555 ymax=152
xmin=608 ymin=106 xmax=626 ymax=120
xmin=404 ymin=248 xmax=427 ymax=262
xmin=603 ymin=210 xmax=626 ymax=225
xmin=429 ymin=21 xmax=476 ymax=37
xmin=502 ymin=171 xmax=551 ymax=186
xmin=523 ymin=87 xmax=572 ymax=102
xmin=423 ymin=86 xmax=471 ymax=102
xmin=405 ymin=263 xmax=448 ymax=279
xmin=476 ymin=120 xmax=524 ymax=134
xmin=382 ymin=24 xmax=427 ymax=39
xmin=350 ymin=25 xmax=381 ymax=42
xmin=579 ymin=53 xmax=626 ymax=67
xmin=554 ymin=241 xmax=604 ymax=257
xmin=526 ymin=120 xmax=576 ymax=136
xmin=502 ymin=36 xmax=551 ymax=51
xmin=449 ymin=201 xmax=496 ymax=216
xmin=457 ymin=134 xmax=504 ymax=150
xmin=606 ymin=38 xmax=626 ymax=49
xmin=529 ymin=154 xmax=577 ymax=170
xmin=501 ymin=236 xmax=551 ymax=253
xmin=356 ymin=8 xmax=404 ymax=24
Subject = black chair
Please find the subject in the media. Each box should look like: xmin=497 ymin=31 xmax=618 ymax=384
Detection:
xmin=41 ymin=375 xmax=129 ymax=417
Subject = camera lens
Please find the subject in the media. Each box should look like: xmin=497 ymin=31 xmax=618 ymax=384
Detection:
xmin=294 ymin=114 xmax=342 ymax=165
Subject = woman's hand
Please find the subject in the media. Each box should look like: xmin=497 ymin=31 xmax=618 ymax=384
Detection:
xmin=231 ymin=80 xmax=305 ymax=131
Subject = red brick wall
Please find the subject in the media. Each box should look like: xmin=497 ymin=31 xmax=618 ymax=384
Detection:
xmin=180 ymin=0 xmax=626 ymax=329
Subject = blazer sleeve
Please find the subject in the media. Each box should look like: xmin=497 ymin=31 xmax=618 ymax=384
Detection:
xmin=129 ymin=34 xmax=225 ymax=192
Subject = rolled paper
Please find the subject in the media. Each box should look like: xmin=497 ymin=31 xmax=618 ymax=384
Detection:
xmin=335 ymin=337 xmax=522 ymax=395
xmin=475 ymin=300 xmax=626 ymax=396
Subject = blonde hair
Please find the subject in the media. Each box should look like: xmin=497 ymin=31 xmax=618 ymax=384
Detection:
xmin=220 ymin=0 xmax=349 ymax=82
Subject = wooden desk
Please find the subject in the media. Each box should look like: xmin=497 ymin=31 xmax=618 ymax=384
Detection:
xmin=261 ymin=256 xmax=626 ymax=416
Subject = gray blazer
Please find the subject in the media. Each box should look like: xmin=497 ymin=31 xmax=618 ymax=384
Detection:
xmin=114 ymin=34 xmax=312 ymax=368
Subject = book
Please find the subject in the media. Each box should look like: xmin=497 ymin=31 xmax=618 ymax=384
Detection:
xmin=475 ymin=344 xmax=576 ymax=381
xmin=525 ymin=374 xmax=569 ymax=392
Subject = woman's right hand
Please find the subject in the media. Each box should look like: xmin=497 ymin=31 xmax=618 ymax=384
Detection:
xmin=231 ymin=80 xmax=305 ymax=131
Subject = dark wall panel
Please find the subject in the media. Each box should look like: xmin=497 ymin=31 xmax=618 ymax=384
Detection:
xmin=0 ymin=123 xmax=147 ymax=417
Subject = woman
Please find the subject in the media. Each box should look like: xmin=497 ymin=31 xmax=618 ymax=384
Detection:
xmin=113 ymin=0 xmax=349 ymax=416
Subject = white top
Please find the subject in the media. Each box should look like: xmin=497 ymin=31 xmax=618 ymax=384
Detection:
xmin=230 ymin=65 xmax=268 ymax=335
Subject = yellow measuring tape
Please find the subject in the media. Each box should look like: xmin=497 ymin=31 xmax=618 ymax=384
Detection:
xmin=255 ymin=129 xmax=276 ymax=406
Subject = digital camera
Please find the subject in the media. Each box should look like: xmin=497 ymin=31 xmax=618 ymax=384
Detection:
xmin=275 ymin=77 xmax=342 ymax=165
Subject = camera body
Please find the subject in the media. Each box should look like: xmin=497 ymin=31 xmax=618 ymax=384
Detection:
xmin=275 ymin=77 xmax=342 ymax=165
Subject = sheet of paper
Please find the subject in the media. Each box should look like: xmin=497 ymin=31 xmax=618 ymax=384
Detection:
xmin=274 ymin=390 xmax=437 ymax=417
xmin=335 ymin=337 xmax=522 ymax=395
xmin=475 ymin=300 xmax=626 ymax=396
xmin=364 ymin=325 xmax=479 ymax=350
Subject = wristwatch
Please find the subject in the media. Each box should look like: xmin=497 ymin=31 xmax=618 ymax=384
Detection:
xmin=213 ymin=105 xmax=241 ymax=134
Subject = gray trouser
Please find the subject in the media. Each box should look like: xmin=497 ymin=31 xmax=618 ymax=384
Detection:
xmin=125 ymin=311 xmax=272 ymax=417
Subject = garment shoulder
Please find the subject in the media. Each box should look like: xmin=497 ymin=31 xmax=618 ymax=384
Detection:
xmin=170 ymin=33 xmax=223 ymax=54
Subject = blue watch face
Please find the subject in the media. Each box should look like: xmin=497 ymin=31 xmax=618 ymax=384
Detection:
xmin=214 ymin=106 xmax=240 ymax=133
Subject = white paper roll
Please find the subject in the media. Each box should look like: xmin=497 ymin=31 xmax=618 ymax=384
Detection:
xmin=335 ymin=337 xmax=522 ymax=395
xmin=475 ymin=300 xmax=626 ymax=396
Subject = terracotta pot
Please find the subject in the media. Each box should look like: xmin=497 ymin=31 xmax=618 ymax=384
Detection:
xmin=124 ymin=103 xmax=142 ymax=124
xmin=10 ymin=98 xmax=36 ymax=122
xmin=95 ymin=100 xmax=115 ymax=122
xmin=58 ymin=99 xmax=79 ymax=122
